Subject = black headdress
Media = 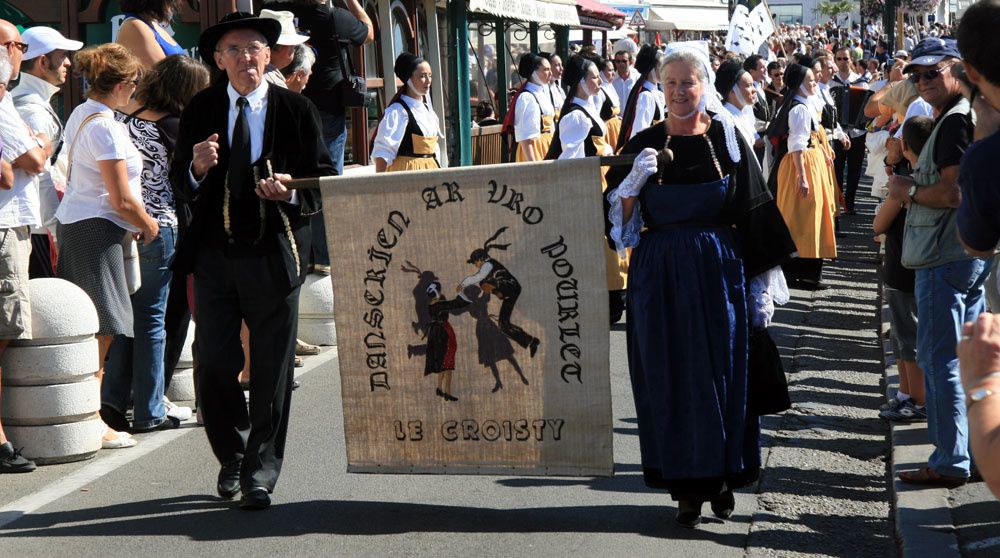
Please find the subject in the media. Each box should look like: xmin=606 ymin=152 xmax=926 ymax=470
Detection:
xmin=557 ymin=54 xmax=596 ymax=116
xmin=616 ymin=45 xmax=663 ymax=152
xmin=715 ymin=59 xmax=747 ymax=102
xmin=468 ymin=227 xmax=510 ymax=263
xmin=765 ymin=63 xmax=810 ymax=141
xmin=518 ymin=53 xmax=545 ymax=80
xmin=393 ymin=52 xmax=425 ymax=84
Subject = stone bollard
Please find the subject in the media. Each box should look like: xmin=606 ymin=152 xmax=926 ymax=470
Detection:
xmin=297 ymin=273 xmax=337 ymax=346
xmin=1 ymin=278 xmax=102 ymax=464
xmin=166 ymin=320 xmax=196 ymax=403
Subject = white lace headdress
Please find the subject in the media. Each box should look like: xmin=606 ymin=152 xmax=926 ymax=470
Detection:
xmin=661 ymin=41 xmax=742 ymax=163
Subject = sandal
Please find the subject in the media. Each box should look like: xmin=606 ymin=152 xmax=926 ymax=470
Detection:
xmin=898 ymin=466 xmax=966 ymax=488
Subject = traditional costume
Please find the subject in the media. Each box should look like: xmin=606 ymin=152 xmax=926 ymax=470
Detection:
xmin=616 ymin=45 xmax=664 ymax=151
xmin=371 ymin=53 xmax=441 ymax=172
xmin=544 ymin=56 xmax=625 ymax=320
xmin=503 ymin=53 xmax=555 ymax=161
xmin=168 ymin=13 xmax=332 ymax=506
xmin=766 ymin=63 xmax=839 ymax=286
xmin=597 ymin=78 xmax=622 ymax=151
xmin=606 ymin=42 xmax=796 ymax=520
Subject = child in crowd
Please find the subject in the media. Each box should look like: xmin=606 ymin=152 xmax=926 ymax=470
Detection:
xmin=874 ymin=115 xmax=935 ymax=421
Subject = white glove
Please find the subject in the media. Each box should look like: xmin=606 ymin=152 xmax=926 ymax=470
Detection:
xmin=616 ymin=147 xmax=658 ymax=199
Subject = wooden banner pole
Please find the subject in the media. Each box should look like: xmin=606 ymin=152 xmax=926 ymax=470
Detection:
xmin=283 ymin=154 xmax=642 ymax=190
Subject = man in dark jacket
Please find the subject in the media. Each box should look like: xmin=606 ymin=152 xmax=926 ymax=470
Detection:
xmin=169 ymin=12 xmax=333 ymax=510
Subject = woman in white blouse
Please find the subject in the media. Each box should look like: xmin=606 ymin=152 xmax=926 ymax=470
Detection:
xmin=596 ymin=56 xmax=623 ymax=151
xmin=616 ymin=44 xmax=664 ymax=152
xmin=765 ymin=63 xmax=838 ymax=289
xmin=510 ymin=53 xmax=554 ymax=162
xmin=372 ymin=52 xmax=440 ymax=172
xmin=544 ymin=55 xmax=626 ymax=323
xmin=56 ymin=43 xmax=159 ymax=449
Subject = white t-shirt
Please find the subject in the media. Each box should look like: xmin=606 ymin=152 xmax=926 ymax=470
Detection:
xmin=894 ymin=98 xmax=935 ymax=139
xmin=0 ymin=95 xmax=41 ymax=228
xmin=56 ymin=99 xmax=143 ymax=232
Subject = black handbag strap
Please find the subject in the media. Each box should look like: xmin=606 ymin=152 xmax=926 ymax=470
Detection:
xmin=328 ymin=9 xmax=357 ymax=83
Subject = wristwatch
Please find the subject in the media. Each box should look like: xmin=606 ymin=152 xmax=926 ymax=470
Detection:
xmin=907 ymin=184 xmax=918 ymax=204
xmin=967 ymin=387 xmax=995 ymax=410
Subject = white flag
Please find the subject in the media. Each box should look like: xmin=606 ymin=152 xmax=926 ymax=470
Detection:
xmin=726 ymin=3 xmax=776 ymax=57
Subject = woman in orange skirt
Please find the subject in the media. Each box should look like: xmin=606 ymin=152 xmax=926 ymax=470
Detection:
xmin=508 ymin=53 xmax=555 ymax=161
xmin=372 ymin=52 xmax=441 ymax=172
xmin=766 ymin=62 xmax=838 ymax=289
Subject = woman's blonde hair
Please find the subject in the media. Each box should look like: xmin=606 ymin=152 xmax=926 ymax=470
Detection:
xmin=74 ymin=43 xmax=141 ymax=97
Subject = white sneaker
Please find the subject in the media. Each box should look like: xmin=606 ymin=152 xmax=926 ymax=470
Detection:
xmin=163 ymin=396 xmax=193 ymax=422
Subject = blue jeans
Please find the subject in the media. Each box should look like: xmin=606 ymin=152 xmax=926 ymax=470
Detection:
xmin=311 ymin=110 xmax=346 ymax=267
xmin=914 ymin=257 xmax=991 ymax=477
xmin=102 ymin=226 xmax=176 ymax=428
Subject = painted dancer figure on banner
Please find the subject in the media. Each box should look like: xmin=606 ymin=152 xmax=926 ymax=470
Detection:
xmin=456 ymin=227 xmax=541 ymax=357
xmin=460 ymin=285 xmax=528 ymax=393
xmin=401 ymin=260 xmax=439 ymax=354
xmin=420 ymin=281 xmax=467 ymax=402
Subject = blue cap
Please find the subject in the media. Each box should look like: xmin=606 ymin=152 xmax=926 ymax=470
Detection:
xmin=903 ymin=38 xmax=961 ymax=73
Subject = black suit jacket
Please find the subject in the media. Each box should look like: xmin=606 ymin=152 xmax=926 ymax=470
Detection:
xmin=169 ymin=82 xmax=334 ymax=289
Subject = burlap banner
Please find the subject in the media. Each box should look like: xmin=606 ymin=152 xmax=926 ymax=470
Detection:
xmin=322 ymin=158 xmax=613 ymax=476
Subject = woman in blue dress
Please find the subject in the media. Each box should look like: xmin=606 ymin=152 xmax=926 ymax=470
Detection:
xmin=606 ymin=43 xmax=796 ymax=528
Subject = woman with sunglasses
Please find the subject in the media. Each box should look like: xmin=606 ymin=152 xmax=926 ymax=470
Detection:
xmin=56 ymin=44 xmax=158 ymax=450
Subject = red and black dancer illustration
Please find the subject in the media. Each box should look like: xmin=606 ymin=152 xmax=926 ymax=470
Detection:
xmin=456 ymin=227 xmax=540 ymax=357
xmin=401 ymin=262 xmax=466 ymax=401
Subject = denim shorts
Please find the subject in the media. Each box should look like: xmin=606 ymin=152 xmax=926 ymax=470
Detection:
xmin=885 ymin=287 xmax=917 ymax=361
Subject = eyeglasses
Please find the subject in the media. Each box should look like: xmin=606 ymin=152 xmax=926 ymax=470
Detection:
xmin=835 ymin=57 xmax=850 ymax=61
xmin=3 ymin=41 xmax=28 ymax=53
xmin=908 ymin=62 xmax=955 ymax=83
xmin=218 ymin=43 xmax=266 ymax=58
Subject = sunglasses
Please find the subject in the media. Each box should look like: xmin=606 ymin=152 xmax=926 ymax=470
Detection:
xmin=3 ymin=41 xmax=28 ymax=53
xmin=835 ymin=57 xmax=850 ymax=61
xmin=908 ymin=62 xmax=955 ymax=83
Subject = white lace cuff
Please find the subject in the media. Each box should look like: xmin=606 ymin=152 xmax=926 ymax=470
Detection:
xmin=748 ymin=266 xmax=789 ymax=328
xmin=607 ymin=188 xmax=644 ymax=257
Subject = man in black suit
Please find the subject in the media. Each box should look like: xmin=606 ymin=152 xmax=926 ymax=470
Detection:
xmin=169 ymin=12 xmax=333 ymax=510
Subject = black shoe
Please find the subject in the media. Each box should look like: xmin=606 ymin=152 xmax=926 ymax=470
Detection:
xmin=217 ymin=458 xmax=242 ymax=499
xmin=491 ymin=383 xmax=502 ymax=393
xmin=130 ymin=415 xmax=180 ymax=434
xmin=100 ymin=403 xmax=131 ymax=433
xmin=436 ymin=388 xmax=445 ymax=398
xmin=529 ymin=338 xmax=540 ymax=357
xmin=240 ymin=486 xmax=271 ymax=510
xmin=675 ymin=500 xmax=702 ymax=528
xmin=0 ymin=442 xmax=36 ymax=473
xmin=710 ymin=490 xmax=735 ymax=519
xmin=443 ymin=392 xmax=459 ymax=402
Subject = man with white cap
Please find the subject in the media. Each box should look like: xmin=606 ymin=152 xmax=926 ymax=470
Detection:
xmin=12 ymin=26 xmax=82 ymax=278
xmin=259 ymin=9 xmax=309 ymax=88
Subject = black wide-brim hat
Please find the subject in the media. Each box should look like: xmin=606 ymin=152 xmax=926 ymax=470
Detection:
xmin=198 ymin=12 xmax=282 ymax=64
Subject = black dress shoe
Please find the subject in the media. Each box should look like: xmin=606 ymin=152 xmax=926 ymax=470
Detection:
xmin=675 ymin=500 xmax=702 ymax=528
xmin=217 ymin=458 xmax=241 ymax=499
xmin=240 ymin=486 xmax=271 ymax=510
xmin=710 ymin=490 xmax=735 ymax=519
xmin=529 ymin=338 xmax=540 ymax=357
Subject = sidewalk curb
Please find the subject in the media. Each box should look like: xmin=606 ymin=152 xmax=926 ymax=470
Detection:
xmin=881 ymin=303 xmax=961 ymax=557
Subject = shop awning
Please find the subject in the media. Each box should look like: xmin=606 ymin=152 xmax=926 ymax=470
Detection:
xmin=646 ymin=5 xmax=729 ymax=31
xmin=576 ymin=0 xmax=627 ymax=20
xmin=468 ymin=0 xmax=582 ymax=27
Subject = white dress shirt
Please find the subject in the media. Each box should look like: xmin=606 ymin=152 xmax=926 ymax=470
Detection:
xmin=12 ymin=72 xmax=63 ymax=232
xmin=371 ymin=94 xmax=441 ymax=166
xmin=549 ymin=80 xmax=567 ymax=110
xmin=0 ymin=95 xmax=42 ymax=229
xmin=557 ymin=97 xmax=609 ymax=160
xmin=788 ymin=95 xmax=821 ymax=153
xmin=612 ymin=67 xmax=641 ymax=109
xmin=514 ymin=81 xmax=555 ymax=143
xmin=630 ymin=81 xmax=663 ymax=139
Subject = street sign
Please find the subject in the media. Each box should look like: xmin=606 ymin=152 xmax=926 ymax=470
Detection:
xmin=628 ymin=10 xmax=645 ymax=28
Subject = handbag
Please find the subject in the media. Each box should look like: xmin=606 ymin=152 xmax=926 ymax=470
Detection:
xmin=66 ymin=112 xmax=141 ymax=295
xmin=747 ymin=327 xmax=792 ymax=416
xmin=331 ymin=30 xmax=368 ymax=108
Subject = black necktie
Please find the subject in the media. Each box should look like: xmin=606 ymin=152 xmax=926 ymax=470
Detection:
xmin=229 ymin=96 xmax=250 ymax=199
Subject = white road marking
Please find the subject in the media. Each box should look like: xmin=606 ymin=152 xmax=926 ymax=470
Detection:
xmin=0 ymin=346 xmax=337 ymax=530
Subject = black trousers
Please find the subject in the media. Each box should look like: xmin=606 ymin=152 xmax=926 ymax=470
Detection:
xmin=193 ymin=244 xmax=299 ymax=492
xmin=496 ymin=285 xmax=534 ymax=348
xmin=833 ymin=133 xmax=867 ymax=212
